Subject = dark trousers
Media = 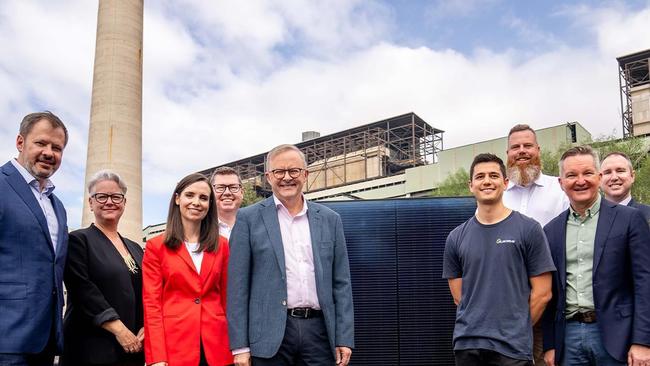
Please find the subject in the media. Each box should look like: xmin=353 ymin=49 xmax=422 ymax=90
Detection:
xmin=0 ymin=338 xmax=55 ymax=366
xmin=532 ymin=323 xmax=544 ymax=366
xmin=63 ymin=360 xmax=144 ymax=366
xmin=0 ymin=323 xmax=57 ymax=366
xmin=252 ymin=316 xmax=334 ymax=366
xmin=199 ymin=338 xmax=208 ymax=366
xmin=0 ymin=352 xmax=55 ymax=366
xmin=454 ymin=349 xmax=533 ymax=366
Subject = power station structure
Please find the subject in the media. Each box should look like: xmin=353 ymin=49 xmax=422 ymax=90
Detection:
xmin=144 ymin=113 xmax=590 ymax=240
xmin=82 ymin=0 xmax=144 ymax=242
xmin=200 ymin=113 xmax=443 ymax=199
xmin=618 ymin=49 xmax=650 ymax=137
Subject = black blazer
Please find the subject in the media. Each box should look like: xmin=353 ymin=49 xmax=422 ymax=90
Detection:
xmin=629 ymin=198 xmax=650 ymax=223
xmin=61 ymin=224 xmax=144 ymax=365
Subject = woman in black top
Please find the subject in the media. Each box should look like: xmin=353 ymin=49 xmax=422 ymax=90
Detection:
xmin=61 ymin=170 xmax=144 ymax=366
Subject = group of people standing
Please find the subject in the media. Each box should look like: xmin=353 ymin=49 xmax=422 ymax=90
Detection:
xmin=0 ymin=112 xmax=353 ymax=366
xmin=2 ymin=111 xmax=650 ymax=366
xmin=444 ymin=124 xmax=650 ymax=366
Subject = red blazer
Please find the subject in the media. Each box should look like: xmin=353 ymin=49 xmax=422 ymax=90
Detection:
xmin=143 ymin=235 xmax=233 ymax=366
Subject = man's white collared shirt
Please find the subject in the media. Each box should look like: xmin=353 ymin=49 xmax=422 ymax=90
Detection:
xmin=620 ymin=195 xmax=633 ymax=206
xmin=503 ymin=173 xmax=569 ymax=227
xmin=10 ymin=158 xmax=59 ymax=252
xmin=218 ymin=220 xmax=232 ymax=240
xmin=273 ymin=195 xmax=320 ymax=310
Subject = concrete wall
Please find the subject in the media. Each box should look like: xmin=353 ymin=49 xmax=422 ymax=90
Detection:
xmin=632 ymin=84 xmax=650 ymax=136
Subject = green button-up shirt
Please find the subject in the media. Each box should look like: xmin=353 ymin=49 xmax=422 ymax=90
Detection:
xmin=565 ymin=195 xmax=601 ymax=318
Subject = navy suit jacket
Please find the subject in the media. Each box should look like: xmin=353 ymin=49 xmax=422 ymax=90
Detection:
xmin=0 ymin=161 xmax=68 ymax=353
xmin=227 ymin=197 xmax=354 ymax=358
xmin=541 ymin=198 xmax=650 ymax=362
xmin=628 ymin=198 xmax=650 ymax=224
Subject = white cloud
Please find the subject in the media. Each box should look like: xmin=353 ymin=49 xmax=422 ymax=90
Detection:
xmin=1 ymin=1 xmax=649 ymax=228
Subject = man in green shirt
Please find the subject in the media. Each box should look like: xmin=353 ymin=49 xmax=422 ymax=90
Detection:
xmin=541 ymin=145 xmax=650 ymax=366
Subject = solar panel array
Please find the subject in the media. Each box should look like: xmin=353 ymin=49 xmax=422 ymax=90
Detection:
xmin=323 ymin=197 xmax=476 ymax=366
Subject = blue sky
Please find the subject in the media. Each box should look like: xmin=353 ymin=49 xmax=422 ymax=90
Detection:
xmin=1 ymin=0 xmax=649 ymax=234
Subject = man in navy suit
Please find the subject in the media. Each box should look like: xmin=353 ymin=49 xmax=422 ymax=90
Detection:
xmin=0 ymin=111 xmax=69 ymax=365
xmin=542 ymin=146 xmax=650 ymax=366
xmin=600 ymin=151 xmax=650 ymax=223
xmin=227 ymin=144 xmax=354 ymax=366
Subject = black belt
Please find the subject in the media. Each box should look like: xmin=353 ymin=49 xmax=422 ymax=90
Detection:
xmin=569 ymin=311 xmax=597 ymax=323
xmin=287 ymin=308 xmax=323 ymax=319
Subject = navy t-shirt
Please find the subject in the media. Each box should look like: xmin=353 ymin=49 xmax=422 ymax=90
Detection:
xmin=442 ymin=211 xmax=556 ymax=360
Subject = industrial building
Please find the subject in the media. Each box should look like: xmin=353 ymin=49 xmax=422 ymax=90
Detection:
xmin=200 ymin=113 xmax=590 ymax=202
xmin=618 ymin=48 xmax=650 ymax=137
xmin=143 ymin=113 xmax=591 ymax=241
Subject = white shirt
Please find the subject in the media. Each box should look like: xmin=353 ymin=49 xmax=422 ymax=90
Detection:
xmin=218 ymin=220 xmax=232 ymax=240
xmin=184 ymin=242 xmax=203 ymax=274
xmin=274 ymin=195 xmax=320 ymax=309
xmin=503 ymin=173 xmax=569 ymax=227
xmin=10 ymin=159 xmax=59 ymax=253
xmin=620 ymin=195 xmax=633 ymax=206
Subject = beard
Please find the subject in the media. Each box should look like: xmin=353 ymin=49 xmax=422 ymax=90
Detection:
xmin=507 ymin=154 xmax=542 ymax=187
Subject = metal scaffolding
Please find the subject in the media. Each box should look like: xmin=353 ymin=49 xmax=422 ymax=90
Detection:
xmin=617 ymin=49 xmax=650 ymax=138
xmin=200 ymin=112 xmax=443 ymax=195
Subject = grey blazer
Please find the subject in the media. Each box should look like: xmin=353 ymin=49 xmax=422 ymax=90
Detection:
xmin=227 ymin=197 xmax=354 ymax=358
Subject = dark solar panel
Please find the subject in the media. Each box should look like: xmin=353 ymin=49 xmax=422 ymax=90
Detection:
xmin=324 ymin=197 xmax=475 ymax=366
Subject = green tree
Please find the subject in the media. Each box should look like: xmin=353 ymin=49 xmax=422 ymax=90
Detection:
xmin=241 ymin=182 xmax=264 ymax=207
xmin=633 ymin=155 xmax=650 ymax=204
xmin=432 ymin=168 xmax=471 ymax=197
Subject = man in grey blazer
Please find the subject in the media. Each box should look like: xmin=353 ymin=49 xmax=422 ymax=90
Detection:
xmin=227 ymin=144 xmax=354 ymax=366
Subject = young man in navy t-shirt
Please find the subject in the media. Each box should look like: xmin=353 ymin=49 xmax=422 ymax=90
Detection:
xmin=443 ymin=153 xmax=556 ymax=366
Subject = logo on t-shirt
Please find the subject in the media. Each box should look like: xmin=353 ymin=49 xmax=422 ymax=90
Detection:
xmin=496 ymin=238 xmax=516 ymax=245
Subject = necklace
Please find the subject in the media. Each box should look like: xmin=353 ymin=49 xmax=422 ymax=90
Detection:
xmin=123 ymin=253 xmax=138 ymax=274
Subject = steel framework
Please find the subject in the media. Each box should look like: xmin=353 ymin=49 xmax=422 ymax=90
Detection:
xmin=200 ymin=112 xmax=443 ymax=195
xmin=617 ymin=49 xmax=650 ymax=137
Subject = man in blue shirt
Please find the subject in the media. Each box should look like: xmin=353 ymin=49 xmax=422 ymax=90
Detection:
xmin=443 ymin=153 xmax=555 ymax=365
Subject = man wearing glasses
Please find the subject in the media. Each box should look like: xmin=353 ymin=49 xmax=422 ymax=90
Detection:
xmin=227 ymin=144 xmax=354 ymax=366
xmin=0 ymin=112 xmax=69 ymax=366
xmin=209 ymin=166 xmax=244 ymax=240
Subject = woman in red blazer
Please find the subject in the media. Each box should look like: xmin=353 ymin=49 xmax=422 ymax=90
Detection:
xmin=143 ymin=173 xmax=233 ymax=366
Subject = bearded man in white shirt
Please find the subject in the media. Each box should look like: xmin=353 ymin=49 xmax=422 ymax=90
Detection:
xmin=502 ymin=124 xmax=569 ymax=366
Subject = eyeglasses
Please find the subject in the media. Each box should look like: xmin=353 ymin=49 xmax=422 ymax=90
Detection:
xmin=213 ymin=184 xmax=242 ymax=193
xmin=270 ymin=168 xmax=304 ymax=180
xmin=92 ymin=193 xmax=125 ymax=204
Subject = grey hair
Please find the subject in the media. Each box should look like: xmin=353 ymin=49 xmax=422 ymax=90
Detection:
xmin=265 ymin=144 xmax=307 ymax=171
xmin=558 ymin=145 xmax=600 ymax=176
xmin=87 ymin=169 xmax=128 ymax=194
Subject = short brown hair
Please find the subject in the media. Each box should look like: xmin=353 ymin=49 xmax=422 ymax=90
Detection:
xmin=19 ymin=111 xmax=69 ymax=146
xmin=508 ymin=124 xmax=536 ymax=138
xmin=209 ymin=166 xmax=241 ymax=185
xmin=559 ymin=145 xmax=600 ymax=176
xmin=601 ymin=151 xmax=634 ymax=171
xmin=164 ymin=173 xmax=219 ymax=253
